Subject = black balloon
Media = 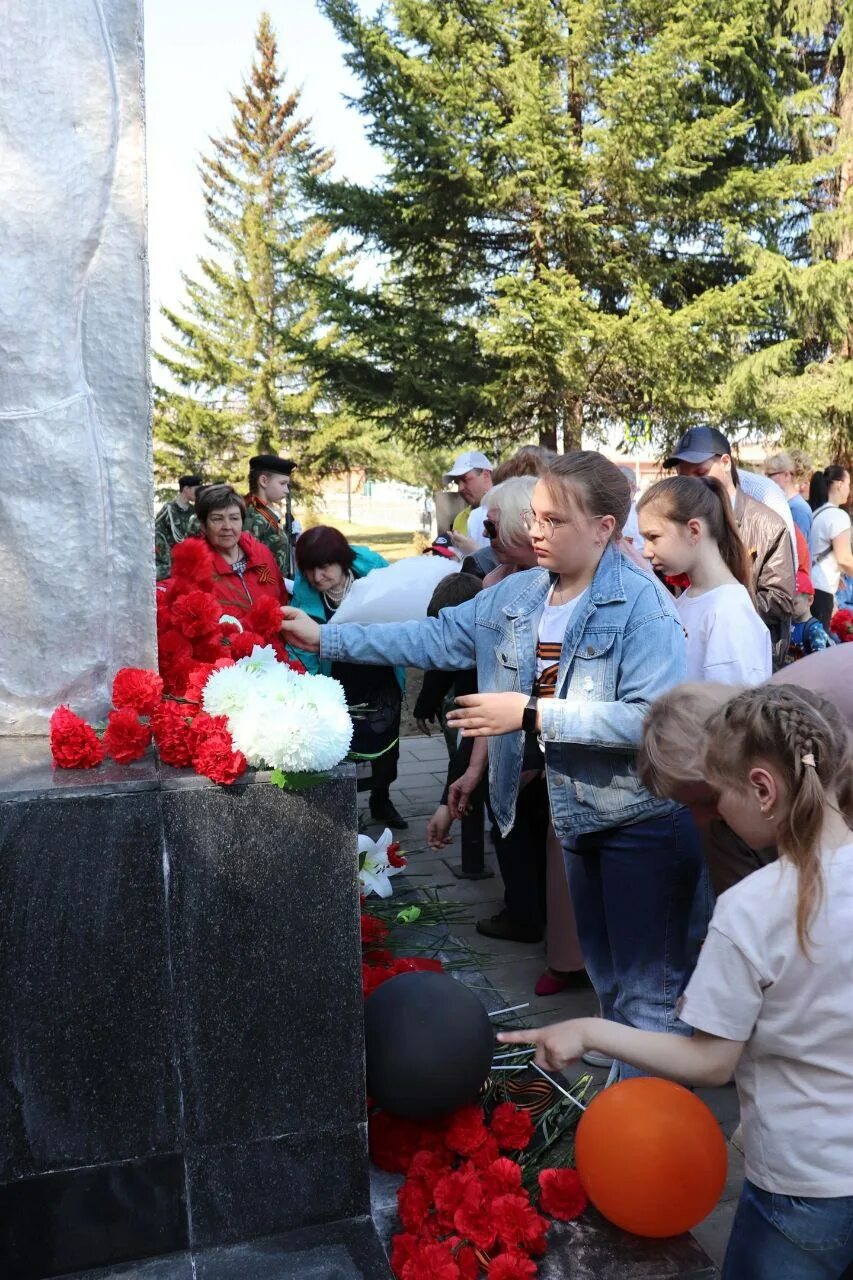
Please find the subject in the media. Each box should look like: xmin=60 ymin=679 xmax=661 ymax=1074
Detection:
xmin=364 ymin=971 xmax=495 ymax=1118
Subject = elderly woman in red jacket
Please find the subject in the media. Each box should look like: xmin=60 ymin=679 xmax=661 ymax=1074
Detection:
xmin=191 ymin=483 xmax=287 ymax=615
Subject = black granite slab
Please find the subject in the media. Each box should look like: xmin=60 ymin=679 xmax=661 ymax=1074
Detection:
xmin=0 ymin=740 xmax=382 ymax=1278
xmin=1 ymin=1153 xmax=188 ymax=1280
xmin=162 ymin=775 xmax=363 ymax=1147
xmin=187 ymin=1127 xmax=371 ymax=1249
xmin=0 ymin=791 xmax=179 ymax=1179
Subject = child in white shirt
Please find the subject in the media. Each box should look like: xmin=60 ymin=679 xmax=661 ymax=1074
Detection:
xmin=638 ymin=474 xmax=771 ymax=685
xmin=500 ymin=684 xmax=853 ymax=1279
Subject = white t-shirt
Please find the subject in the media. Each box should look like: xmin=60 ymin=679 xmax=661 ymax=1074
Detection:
xmin=622 ymin=502 xmax=644 ymax=551
xmin=675 ymin=584 xmax=771 ymax=685
xmin=535 ymin=587 xmax=588 ymax=697
xmin=680 ymin=844 xmax=853 ymax=1196
xmin=809 ymin=504 xmax=851 ymax=595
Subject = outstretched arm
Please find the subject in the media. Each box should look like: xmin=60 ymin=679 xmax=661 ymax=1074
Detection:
xmin=498 ymin=1019 xmax=744 ymax=1089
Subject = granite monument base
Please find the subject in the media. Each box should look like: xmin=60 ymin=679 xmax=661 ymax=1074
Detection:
xmin=0 ymin=740 xmax=391 ymax=1280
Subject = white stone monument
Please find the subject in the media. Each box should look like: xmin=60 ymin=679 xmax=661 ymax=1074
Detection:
xmin=0 ymin=0 xmax=155 ymax=735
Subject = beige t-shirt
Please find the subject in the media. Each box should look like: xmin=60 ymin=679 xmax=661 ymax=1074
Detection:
xmin=680 ymin=843 xmax=853 ymax=1196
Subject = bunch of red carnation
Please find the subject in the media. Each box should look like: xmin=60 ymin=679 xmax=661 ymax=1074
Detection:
xmin=368 ymin=1101 xmax=587 ymax=1279
xmin=49 ymin=665 xmax=249 ymax=786
xmin=830 ymin=608 xmax=853 ymax=643
xmin=360 ymin=911 xmax=444 ymax=999
xmin=156 ymin=538 xmax=303 ymax=697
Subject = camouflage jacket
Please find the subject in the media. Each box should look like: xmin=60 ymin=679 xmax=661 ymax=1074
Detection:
xmin=154 ymin=500 xmax=198 ymax=580
xmin=243 ymin=496 xmax=291 ymax=578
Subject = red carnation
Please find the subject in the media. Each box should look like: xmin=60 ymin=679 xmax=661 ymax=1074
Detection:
xmin=362 ymin=961 xmax=394 ymax=1000
xmin=390 ymin=1233 xmax=421 ymax=1279
xmin=398 ymin=1179 xmax=434 ymax=1234
xmin=246 ymin=595 xmax=285 ymax=642
xmin=433 ymin=1166 xmax=483 ymax=1222
xmin=150 ymin=701 xmax=195 ymax=768
xmin=192 ymin=725 xmax=247 ymax=786
xmin=361 ymin=913 xmax=390 ymax=948
xmin=49 ymin=705 xmax=104 ymax=769
xmin=454 ymin=1244 xmax=480 ymax=1280
xmin=481 ymin=1157 xmax=524 ymax=1198
xmin=469 ymin=1133 xmax=501 ymax=1169
xmin=490 ymin=1103 xmax=534 ymax=1152
xmin=491 ymin=1193 xmax=549 ymax=1251
xmin=453 ymin=1202 xmax=497 ymax=1251
xmin=488 ymin=1252 xmax=537 ymax=1279
xmin=368 ymin=1111 xmax=429 ymax=1174
xmin=830 ymin=608 xmax=853 ymax=642
xmin=537 ymin=1168 xmax=588 ymax=1221
xmin=445 ymin=1104 xmax=490 ymax=1157
xmin=227 ymin=629 xmax=266 ymax=661
xmin=158 ymin=628 xmax=193 ymax=667
xmin=387 ymin=841 xmax=407 ymax=868
xmin=170 ymin=537 xmax=215 ymax=589
xmin=192 ymin=636 xmax=231 ymax=663
xmin=102 ymin=707 xmax=152 ymax=764
xmin=268 ymin=633 xmax=307 ymax=671
xmin=407 ymin=1149 xmax=454 ymax=1194
xmin=170 ymin=590 xmax=222 ymax=640
xmin=401 ymin=1240 xmax=461 ymax=1280
xmin=163 ymin=657 xmax=197 ymax=698
xmin=112 ymin=667 xmax=164 ymax=716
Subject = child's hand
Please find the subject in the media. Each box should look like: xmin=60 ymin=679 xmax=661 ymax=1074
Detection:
xmin=498 ymin=1019 xmax=589 ymax=1071
xmin=427 ymin=804 xmax=453 ymax=849
xmin=447 ymin=771 xmax=478 ymax=819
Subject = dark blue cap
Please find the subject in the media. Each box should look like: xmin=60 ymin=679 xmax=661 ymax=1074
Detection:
xmin=664 ymin=427 xmax=732 ymax=469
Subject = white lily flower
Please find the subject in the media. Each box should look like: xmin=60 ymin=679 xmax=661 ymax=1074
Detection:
xmin=358 ymin=827 xmax=405 ymax=898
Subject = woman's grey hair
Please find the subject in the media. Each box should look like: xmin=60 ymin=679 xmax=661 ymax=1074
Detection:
xmin=485 ymin=476 xmax=537 ymax=547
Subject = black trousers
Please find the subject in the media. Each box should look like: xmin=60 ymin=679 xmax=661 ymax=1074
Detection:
xmin=812 ymin=588 xmax=835 ymax=631
xmin=492 ymin=774 xmax=549 ymax=930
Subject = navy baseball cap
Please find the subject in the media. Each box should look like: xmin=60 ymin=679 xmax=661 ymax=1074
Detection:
xmin=663 ymin=426 xmax=732 ymax=469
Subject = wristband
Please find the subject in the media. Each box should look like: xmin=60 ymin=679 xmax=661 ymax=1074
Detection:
xmin=521 ymin=694 xmax=538 ymax=733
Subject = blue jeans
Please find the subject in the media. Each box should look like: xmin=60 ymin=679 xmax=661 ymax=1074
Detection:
xmin=566 ymin=808 xmax=709 ymax=1081
xmin=723 ymin=1179 xmax=853 ymax=1279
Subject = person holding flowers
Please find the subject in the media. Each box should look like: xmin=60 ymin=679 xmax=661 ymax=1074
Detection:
xmin=282 ymin=452 xmax=708 ymax=1079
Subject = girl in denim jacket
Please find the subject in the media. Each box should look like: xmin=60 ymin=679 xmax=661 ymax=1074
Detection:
xmin=282 ymin=451 xmax=709 ymax=1078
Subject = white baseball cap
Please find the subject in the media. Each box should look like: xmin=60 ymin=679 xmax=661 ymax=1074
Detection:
xmin=444 ymin=450 xmax=493 ymax=480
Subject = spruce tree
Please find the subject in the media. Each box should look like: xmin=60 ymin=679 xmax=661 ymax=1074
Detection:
xmin=308 ymin=0 xmax=837 ymax=452
xmin=154 ymin=13 xmax=342 ymax=481
xmin=720 ymin=0 xmax=853 ymax=459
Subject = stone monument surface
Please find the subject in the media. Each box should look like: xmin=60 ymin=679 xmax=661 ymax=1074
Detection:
xmin=0 ymin=0 xmax=155 ymax=735
xmin=0 ymin=749 xmax=389 ymax=1279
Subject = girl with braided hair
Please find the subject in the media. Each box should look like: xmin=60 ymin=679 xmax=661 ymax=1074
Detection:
xmin=501 ymin=684 xmax=853 ymax=1278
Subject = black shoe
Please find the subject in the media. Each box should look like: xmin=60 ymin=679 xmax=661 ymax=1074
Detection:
xmin=476 ymin=910 xmax=542 ymax=944
xmin=369 ymin=795 xmax=409 ymax=831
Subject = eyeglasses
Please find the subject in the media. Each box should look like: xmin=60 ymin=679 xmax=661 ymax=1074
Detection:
xmin=483 ymin=518 xmax=499 ymax=540
xmin=521 ymin=510 xmax=605 ymax=540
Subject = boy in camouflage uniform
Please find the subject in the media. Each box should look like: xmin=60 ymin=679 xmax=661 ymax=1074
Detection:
xmin=154 ymin=474 xmax=202 ymax=579
xmin=243 ymin=454 xmax=296 ymax=578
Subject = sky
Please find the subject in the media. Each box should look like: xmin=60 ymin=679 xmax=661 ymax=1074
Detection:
xmin=144 ymin=0 xmax=382 ymax=352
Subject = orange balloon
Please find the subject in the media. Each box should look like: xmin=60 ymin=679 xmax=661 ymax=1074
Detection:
xmin=574 ymin=1077 xmax=727 ymax=1237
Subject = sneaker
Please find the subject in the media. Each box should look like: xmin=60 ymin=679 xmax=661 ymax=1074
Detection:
xmin=582 ymin=1048 xmax=614 ymax=1069
xmin=369 ymin=795 xmax=409 ymax=831
xmin=476 ymin=910 xmax=543 ymax=944
xmin=535 ymin=968 xmax=593 ymax=997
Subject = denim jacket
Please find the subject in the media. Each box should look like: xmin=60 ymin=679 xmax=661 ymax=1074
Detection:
xmin=321 ymin=543 xmax=686 ymax=839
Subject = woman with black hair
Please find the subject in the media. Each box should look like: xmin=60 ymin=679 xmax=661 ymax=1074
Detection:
xmin=808 ymin=466 xmax=853 ymax=629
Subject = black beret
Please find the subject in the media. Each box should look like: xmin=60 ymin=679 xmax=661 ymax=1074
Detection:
xmin=248 ymin=454 xmax=296 ymax=476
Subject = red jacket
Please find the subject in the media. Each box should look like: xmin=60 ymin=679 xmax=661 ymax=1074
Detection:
xmin=206 ymin=532 xmax=287 ymax=616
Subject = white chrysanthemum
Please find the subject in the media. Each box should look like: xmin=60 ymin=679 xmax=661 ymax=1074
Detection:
xmin=238 ymin=644 xmax=280 ymax=674
xmin=218 ymin=662 xmax=353 ymax=773
xmin=202 ymin=662 xmax=260 ymax=718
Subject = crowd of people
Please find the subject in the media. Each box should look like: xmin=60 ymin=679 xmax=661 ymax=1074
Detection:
xmin=156 ymin=437 xmax=853 ymax=1276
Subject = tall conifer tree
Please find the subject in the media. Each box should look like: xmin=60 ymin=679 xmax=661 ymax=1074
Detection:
xmin=155 ymin=13 xmax=341 ymax=481
xmin=308 ymin=0 xmax=842 ymax=451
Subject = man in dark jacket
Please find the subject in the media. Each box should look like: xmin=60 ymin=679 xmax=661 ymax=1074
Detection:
xmin=665 ymin=427 xmax=795 ymax=667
